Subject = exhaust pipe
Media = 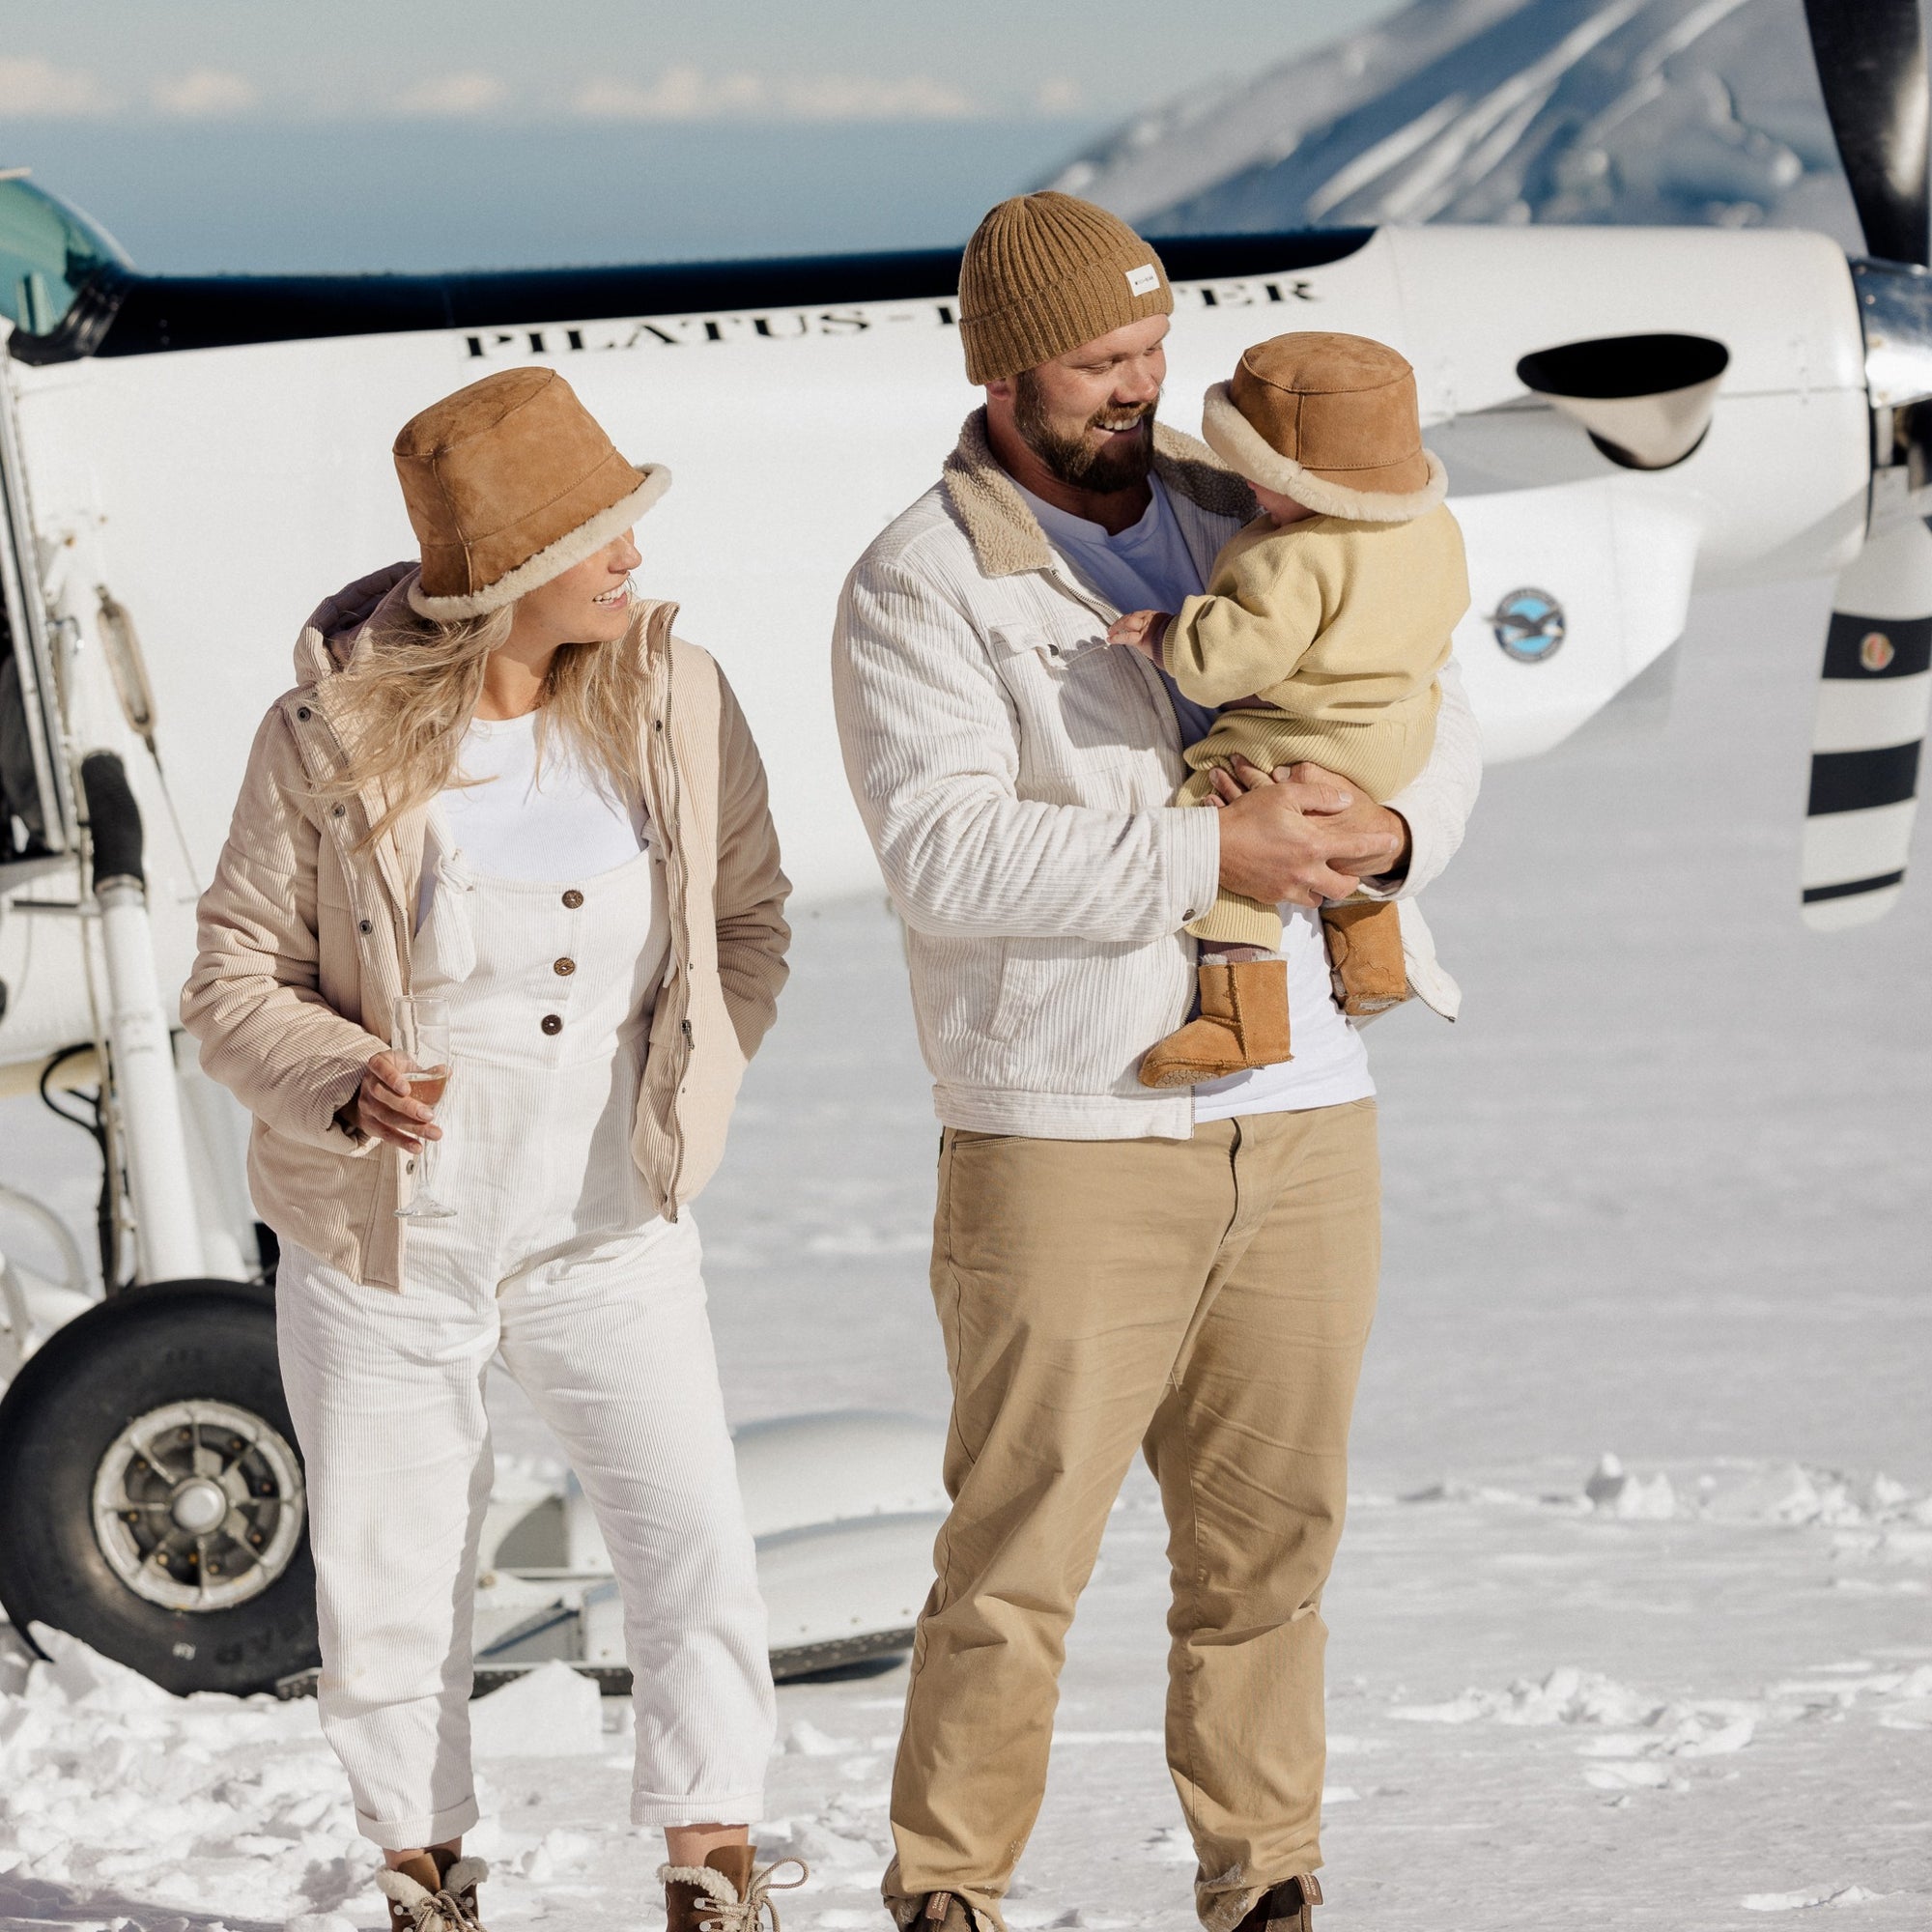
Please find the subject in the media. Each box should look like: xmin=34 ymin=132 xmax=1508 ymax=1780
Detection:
xmin=79 ymin=752 xmax=204 ymax=1284
xmin=1516 ymin=333 xmax=1730 ymax=471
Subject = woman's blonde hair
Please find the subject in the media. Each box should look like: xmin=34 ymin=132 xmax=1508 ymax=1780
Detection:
xmin=316 ymin=599 xmax=651 ymax=844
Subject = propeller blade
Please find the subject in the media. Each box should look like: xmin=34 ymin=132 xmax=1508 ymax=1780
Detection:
xmin=1801 ymin=518 xmax=1932 ymax=929
xmin=1803 ymin=0 xmax=1931 ymax=266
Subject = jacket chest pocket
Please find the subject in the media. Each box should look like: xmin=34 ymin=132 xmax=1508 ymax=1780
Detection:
xmin=988 ymin=622 xmax=1175 ymax=806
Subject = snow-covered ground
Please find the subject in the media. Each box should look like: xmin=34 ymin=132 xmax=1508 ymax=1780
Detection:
xmin=2 ymin=574 xmax=1929 ymax=1928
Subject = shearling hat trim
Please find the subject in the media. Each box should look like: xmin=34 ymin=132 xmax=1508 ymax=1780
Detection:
xmin=1201 ymin=384 xmax=1446 ymax=523
xmin=408 ymin=465 xmax=670 ymax=619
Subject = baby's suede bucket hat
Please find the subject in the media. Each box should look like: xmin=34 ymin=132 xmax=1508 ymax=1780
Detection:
xmin=394 ymin=367 xmax=669 ymax=619
xmin=1202 ymin=331 xmax=1446 ymax=523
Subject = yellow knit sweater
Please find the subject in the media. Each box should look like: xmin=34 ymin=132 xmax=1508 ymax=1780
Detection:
xmin=1165 ymin=501 xmax=1469 ymax=803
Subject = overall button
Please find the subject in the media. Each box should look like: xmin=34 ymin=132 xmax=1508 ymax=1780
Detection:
xmin=561 ymin=889 xmax=583 ymax=909
xmin=554 ymin=956 xmax=576 ymax=976
xmin=540 ymin=1013 xmax=563 ymax=1036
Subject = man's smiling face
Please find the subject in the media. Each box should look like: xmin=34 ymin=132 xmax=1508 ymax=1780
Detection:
xmin=999 ymin=313 xmax=1170 ymax=494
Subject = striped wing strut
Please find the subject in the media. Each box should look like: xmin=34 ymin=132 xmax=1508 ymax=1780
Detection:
xmin=1802 ymin=517 xmax=1932 ymax=929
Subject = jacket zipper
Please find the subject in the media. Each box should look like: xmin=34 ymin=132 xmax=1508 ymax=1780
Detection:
xmin=642 ymin=625 xmax=694 ymax=1217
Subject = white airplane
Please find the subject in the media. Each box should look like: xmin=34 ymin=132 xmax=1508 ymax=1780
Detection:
xmin=1 ymin=0 xmax=1927 ymax=1695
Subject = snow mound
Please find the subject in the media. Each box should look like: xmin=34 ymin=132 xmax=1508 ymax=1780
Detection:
xmin=1408 ymin=1457 xmax=1932 ymax=1527
xmin=1387 ymin=1653 xmax=1932 ymax=1804
xmin=0 ymin=1627 xmax=377 ymax=1921
xmin=469 ymin=1659 xmax=604 ymax=1757
xmin=1705 ymin=1463 xmax=1932 ymax=1527
xmin=0 ymin=1628 xmax=621 ymax=1921
xmin=1583 ymin=1452 xmax=1677 ymax=1520
xmin=1743 ymin=1886 xmax=1882 ymax=1911
xmin=1391 ymin=1663 xmax=1665 ymax=1727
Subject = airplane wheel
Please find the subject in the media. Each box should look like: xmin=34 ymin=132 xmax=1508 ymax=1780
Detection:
xmin=0 ymin=1278 xmax=319 ymax=1696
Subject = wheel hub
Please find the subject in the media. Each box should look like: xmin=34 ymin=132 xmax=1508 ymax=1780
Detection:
xmin=168 ymin=1477 xmax=231 ymax=1534
xmin=91 ymin=1399 xmax=305 ymax=1612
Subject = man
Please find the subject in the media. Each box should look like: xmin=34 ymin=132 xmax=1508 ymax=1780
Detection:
xmin=830 ymin=193 xmax=1479 ymax=1932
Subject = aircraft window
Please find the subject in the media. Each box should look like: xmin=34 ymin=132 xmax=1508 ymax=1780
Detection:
xmin=0 ymin=173 xmax=128 ymax=340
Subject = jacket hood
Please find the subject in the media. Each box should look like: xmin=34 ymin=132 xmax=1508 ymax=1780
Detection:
xmin=293 ymin=560 xmax=421 ymax=685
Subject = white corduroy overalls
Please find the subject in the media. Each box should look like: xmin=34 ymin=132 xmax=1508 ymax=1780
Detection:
xmin=277 ymin=813 xmax=775 ymax=1850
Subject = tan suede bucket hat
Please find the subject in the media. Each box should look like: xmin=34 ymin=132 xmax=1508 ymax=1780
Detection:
xmin=395 ymin=367 xmax=670 ymax=619
xmin=1201 ymin=332 xmax=1446 ymax=523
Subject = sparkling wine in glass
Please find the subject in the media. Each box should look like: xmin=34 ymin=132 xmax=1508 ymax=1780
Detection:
xmin=393 ymin=994 xmax=457 ymax=1220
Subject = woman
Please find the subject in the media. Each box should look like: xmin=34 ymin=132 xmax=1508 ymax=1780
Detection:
xmin=184 ymin=368 xmax=791 ymax=1932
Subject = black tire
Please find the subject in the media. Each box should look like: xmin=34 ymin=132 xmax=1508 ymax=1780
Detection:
xmin=0 ymin=1278 xmax=319 ymax=1695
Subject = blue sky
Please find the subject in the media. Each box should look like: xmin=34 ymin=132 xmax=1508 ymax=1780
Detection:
xmin=0 ymin=1 xmax=1404 ymax=270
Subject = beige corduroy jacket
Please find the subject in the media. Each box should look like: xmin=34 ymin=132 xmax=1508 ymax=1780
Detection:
xmin=832 ymin=412 xmax=1479 ymax=1141
xmin=182 ymin=563 xmax=790 ymax=1291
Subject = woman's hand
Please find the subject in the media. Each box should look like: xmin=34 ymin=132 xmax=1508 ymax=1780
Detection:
xmin=343 ymin=1049 xmax=441 ymax=1154
xmin=1108 ymin=609 xmax=1172 ymax=660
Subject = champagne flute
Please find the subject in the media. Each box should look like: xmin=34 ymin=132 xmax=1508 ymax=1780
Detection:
xmin=392 ymin=994 xmax=457 ymax=1220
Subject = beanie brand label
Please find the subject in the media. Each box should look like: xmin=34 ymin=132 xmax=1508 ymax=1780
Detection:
xmin=1125 ymin=264 xmax=1161 ymax=297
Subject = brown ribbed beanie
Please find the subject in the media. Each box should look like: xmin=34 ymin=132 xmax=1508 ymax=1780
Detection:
xmin=958 ymin=192 xmax=1173 ymax=384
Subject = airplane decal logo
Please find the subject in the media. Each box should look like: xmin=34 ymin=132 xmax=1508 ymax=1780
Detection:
xmin=1860 ymin=630 xmax=1895 ymax=671
xmin=1491 ymin=587 xmax=1567 ymax=663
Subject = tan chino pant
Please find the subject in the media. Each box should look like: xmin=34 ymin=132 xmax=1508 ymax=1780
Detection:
xmin=885 ymin=1102 xmax=1381 ymax=1932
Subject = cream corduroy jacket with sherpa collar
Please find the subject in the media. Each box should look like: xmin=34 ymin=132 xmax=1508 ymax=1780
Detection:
xmin=182 ymin=562 xmax=789 ymax=1291
xmin=831 ymin=411 xmax=1480 ymax=1141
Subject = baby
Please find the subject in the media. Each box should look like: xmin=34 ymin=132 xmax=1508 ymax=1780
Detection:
xmin=1108 ymin=330 xmax=1469 ymax=1089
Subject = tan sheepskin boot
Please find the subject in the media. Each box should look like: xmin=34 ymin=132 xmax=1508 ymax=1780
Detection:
xmin=376 ymin=1849 xmax=489 ymax=1932
xmin=663 ymin=1846 xmax=807 ymax=1932
xmin=1233 ymin=1874 xmax=1321 ymax=1932
xmin=1138 ymin=957 xmax=1293 ymax=1088
xmin=1321 ymin=901 xmax=1408 ymax=1016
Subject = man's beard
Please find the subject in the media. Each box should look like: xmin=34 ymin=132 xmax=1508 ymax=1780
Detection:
xmin=1013 ymin=371 xmax=1158 ymax=493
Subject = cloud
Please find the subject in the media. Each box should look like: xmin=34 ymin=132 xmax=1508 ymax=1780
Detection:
xmin=782 ymin=74 xmax=977 ymax=121
xmin=574 ymin=66 xmax=977 ymax=123
xmin=576 ymin=68 xmax=761 ymax=121
xmin=1035 ymin=78 xmax=1084 ymax=115
xmin=0 ymin=56 xmax=115 ymax=118
xmin=392 ymin=71 xmax=509 ymax=117
xmin=151 ymin=69 xmax=260 ymax=119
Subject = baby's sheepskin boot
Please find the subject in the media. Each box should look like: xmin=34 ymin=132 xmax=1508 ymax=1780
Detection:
xmin=1321 ymin=900 xmax=1408 ymax=1015
xmin=1138 ymin=956 xmax=1293 ymax=1088
xmin=375 ymin=1849 xmax=489 ymax=1932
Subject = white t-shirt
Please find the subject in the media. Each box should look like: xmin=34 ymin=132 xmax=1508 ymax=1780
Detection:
xmin=1016 ymin=477 xmax=1374 ymax=1118
xmin=422 ymin=711 xmax=647 ymax=917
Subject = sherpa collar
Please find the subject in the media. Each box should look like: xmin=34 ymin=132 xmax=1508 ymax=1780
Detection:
xmin=939 ymin=407 xmax=1256 ymax=580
